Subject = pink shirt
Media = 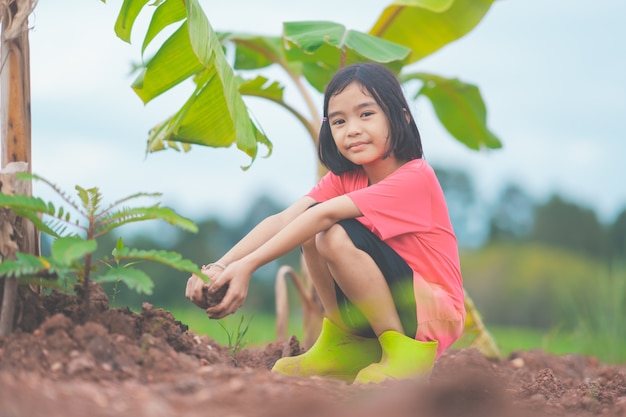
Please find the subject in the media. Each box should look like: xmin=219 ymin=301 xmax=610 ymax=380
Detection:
xmin=307 ymin=159 xmax=465 ymax=357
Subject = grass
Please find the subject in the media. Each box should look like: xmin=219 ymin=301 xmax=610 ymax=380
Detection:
xmin=562 ymin=271 xmax=626 ymax=364
xmin=171 ymin=307 xmax=591 ymax=359
xmin=169 ymin=308 xmax=304 ymax=347
xmin=488 ymin=326 xmax=580 ymax=357
xmin=217 ymin=314 xmax=253 ymax=354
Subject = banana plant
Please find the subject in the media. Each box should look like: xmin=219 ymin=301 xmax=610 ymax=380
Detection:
xmin=0 ymin=173 xmax=204 ymax=320
xmin=110 ymin=0 xmax=502 ymax=357
xmin=112 ymin=0 xmax=501 ymax=170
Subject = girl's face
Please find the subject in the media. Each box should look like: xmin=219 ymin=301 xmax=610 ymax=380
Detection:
xmin=327 ymin=81 xmax=399 ymax=176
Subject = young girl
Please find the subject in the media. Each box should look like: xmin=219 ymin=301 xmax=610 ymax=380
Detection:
xmin=185 ymin=62 xmax=465 ymax=384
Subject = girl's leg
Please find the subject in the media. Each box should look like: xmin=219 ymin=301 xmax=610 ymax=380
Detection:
xmin=273 ymin=236 xmax=383 ymax=381
xmin=314 ymin=219 xmax=415 ymax=338
xmin=281 ymin=219 xmax=435 ymax=383
xmin=301 ymin=236 xmax=344 ymax=327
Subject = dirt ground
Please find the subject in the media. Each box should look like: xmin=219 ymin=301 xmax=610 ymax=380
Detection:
xmin=0 ymin=287 xmax=625 ymax=417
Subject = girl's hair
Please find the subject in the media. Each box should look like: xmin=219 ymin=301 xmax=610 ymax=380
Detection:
xmin=318 ymin=62 xmax=423 ymax=175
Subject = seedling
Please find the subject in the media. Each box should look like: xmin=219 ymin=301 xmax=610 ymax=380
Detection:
xmin=218 ymin=314 xmax=253 ymax=356
xmin=0 ymin=173 xmax=204 ymax=320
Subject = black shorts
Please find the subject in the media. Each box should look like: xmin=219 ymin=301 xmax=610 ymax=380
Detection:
xmin=334 ymin=218 xmax=417 ymax=338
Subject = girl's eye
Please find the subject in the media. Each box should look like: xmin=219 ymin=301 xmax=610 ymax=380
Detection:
xmin=331 ymin=118 xmax=345 ymax=126
xmin=361 ymin=111 xmax=374 ymax=118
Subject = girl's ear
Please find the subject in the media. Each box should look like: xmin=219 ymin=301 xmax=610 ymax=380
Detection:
xmin=403 ymin=108 xmax=410 ymax=123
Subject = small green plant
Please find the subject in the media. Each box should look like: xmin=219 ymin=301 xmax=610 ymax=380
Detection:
xmin=0 ymin=173 xmax=205 ymax=318
xmin=217 ymin=314 xmax=253 ymax=355
xmin=108 ymin=278 xmax=123 ymax=309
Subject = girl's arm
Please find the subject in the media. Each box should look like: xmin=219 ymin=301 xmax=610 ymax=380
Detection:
xmin=186 ymin=195 xmax=317 ymax=309
xmin=206 ymin=195 xmax=361 ymax=318
xmin=215 ymin=196 xmax=319 ymax=267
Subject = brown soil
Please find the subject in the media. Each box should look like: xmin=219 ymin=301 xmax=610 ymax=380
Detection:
xmin=1 ymin=286 xmax=625 ymax=417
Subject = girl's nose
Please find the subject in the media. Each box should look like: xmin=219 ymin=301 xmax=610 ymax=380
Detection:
xmin=346 ymin=120 xmax=362 ymax=136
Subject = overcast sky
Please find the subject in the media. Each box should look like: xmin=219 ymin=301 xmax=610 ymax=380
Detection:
xmin=23 ymin=0 xmax=626 ymax=226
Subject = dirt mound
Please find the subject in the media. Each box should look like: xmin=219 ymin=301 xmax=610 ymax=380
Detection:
xmin=0 ymin=288 xmax=625 ymax=417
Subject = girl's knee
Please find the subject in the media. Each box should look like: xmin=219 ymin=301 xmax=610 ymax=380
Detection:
xmin=316 ymin=224 xmax=354 ymax=259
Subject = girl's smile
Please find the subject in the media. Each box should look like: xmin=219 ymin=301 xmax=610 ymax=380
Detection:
xmin=346 ymin=140 xmax=370 ymax=152
xmin=328 ymin=81 xmax=403 ymax=183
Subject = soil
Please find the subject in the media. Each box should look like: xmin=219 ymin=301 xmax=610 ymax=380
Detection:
xmin=1 ymin=286 xmax=625 ymax=417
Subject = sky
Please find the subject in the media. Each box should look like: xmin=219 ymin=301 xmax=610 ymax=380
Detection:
xmin=19 ymin=0 xmax=626 ymax=227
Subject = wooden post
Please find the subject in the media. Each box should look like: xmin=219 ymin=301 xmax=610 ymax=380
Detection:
xmin=0 ymin=0 xmax=38 ymax=336
xmin=0 ymin=162 xmax=28 ymax=336
xmin=2 ymin=0 xmax=33 ymax=168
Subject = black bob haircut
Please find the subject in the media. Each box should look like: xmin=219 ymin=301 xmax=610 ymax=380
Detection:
xmin=318 ymin=62 xmax=423 ymax=175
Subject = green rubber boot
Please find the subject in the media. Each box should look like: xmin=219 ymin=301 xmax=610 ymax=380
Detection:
xmin=271 ymin=318 xmax=382 ymax=382
xmin=354 ymin=330 xmax=438 ymax=384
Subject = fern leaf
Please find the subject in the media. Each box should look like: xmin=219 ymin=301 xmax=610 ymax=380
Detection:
xmin=75 ymin=185 xmax=89 ymax=207
xmin=0 ymin=253 xmax=77 ymax=293
xmin=30 ymin=175 xmax=83 ymax=216
xmin=0 ymin=253 xmax=49 ymax=278
xmin=110 ymin=192 xmax=162 ymax=209
xmin=87 ymin=186 xmax=103 ymax=214
xmin=50 ymin=237 xmax=98 ymax=266
xmin=96 ymin=192 xmax=162 ymax=220
xmin=0 ymin=193 xmax=51 ymax=213
xmin=96 ymin=205 xmax=198 ymax=235
xmin=94 ymin=266 xmax=154 ymax=295
xmin=10 ymin=207 xmax=59 ymax=237
xmin=114 ymin=247 xmax=203 ymax=275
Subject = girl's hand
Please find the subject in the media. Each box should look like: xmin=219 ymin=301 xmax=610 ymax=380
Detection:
xmin=185 ymin=265 xmax=223 ymax=309
xmin=205 ymin=260 xmax=253 ymax=319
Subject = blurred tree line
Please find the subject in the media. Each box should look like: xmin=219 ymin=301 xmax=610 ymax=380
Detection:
xmin=436 ymin=166 xmax=625 ymax=332
xmin=58 ymin=166 xmax=625 ymax=333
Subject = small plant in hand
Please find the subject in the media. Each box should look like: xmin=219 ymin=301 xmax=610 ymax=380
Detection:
xmin=0 ymin=173 xmax=205 ymax=317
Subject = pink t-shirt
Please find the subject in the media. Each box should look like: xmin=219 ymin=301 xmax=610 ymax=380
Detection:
xmin=307 ymin=159 xmax=465 ymax=357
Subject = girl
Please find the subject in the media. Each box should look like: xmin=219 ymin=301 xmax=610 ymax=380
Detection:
xmin=185 ymin=62 xmax=465 ymax=384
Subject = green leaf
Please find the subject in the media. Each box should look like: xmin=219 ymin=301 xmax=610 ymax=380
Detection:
xmin=97 ymin=205 xmax=198 ymax=235
xmin=95 ymin=267 xmax=154 ymax=295
xmin=0 ymin=193 xmax=59 ymax=236
xmin=51 ymin=237 xmax=98 ymax=266
xmin=238 ymin=76 xmax=285 ymax=103
xmin=0 ymin=253 xmax=49 ymax=278
xmin=142 ymin=0 xmax=187 ymax=54
xmin=132 ymin=22 xmax=205 ymax=103
xmin=135 ymin=0 xmax=271 ymax=165
xmin=150 ymin=67 xmax=236 ymax=150
xmin=221 ymin=34 xmax=284 ymax=70
xmin=406 ymin=72 xmax=502 ymax=150
xmin=114 ymin=0 xmax=150 ymax=43
xmin=283 ymin=21 xmax=345 ymax=58
xmin=186 ymin=0 xmax=262 ymax=160
xmin=0 ymin=192 xmax=50 ymax=213
xmin=75 ymin=185 xmax=89 ymax=207
xmin=16 ymin=209 xmax=61 ymax=237
xmin=113 ymin=236 xmax=125 ymax=257
xmin=114 ymin=247 xmax=204 ymax=276
xmin=283 ymin=21 xmax=411 ymax=91
xmin=370 ymin=0 xmax=495 ymax=63
xmin=385 ymin=0 xmax=454 ymax=12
